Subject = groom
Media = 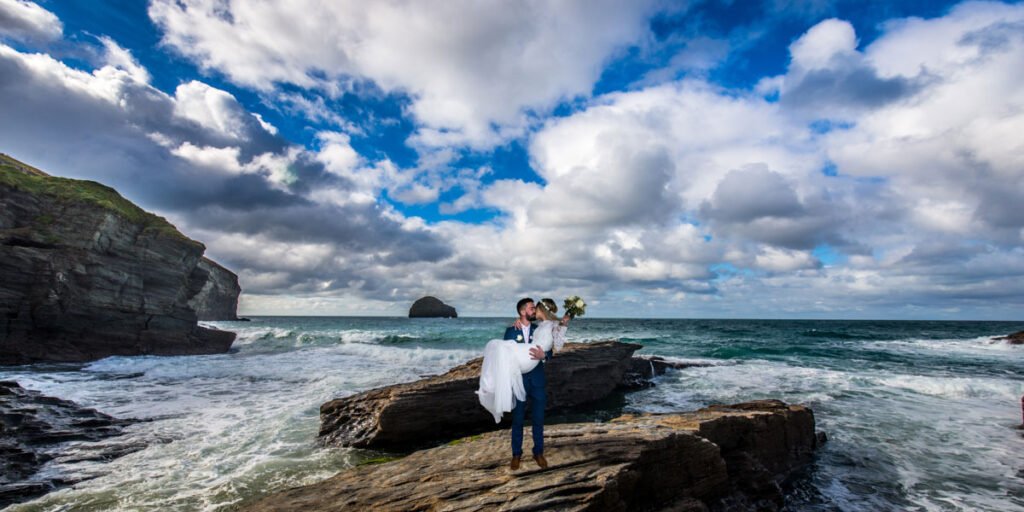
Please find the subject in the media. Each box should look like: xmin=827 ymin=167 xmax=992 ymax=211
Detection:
xmin=504 ymin=297 xmax=549 ymax=470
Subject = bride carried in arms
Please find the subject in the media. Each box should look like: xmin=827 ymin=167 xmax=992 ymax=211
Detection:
xmin=476 ymin=298 xmax=571 ymax=423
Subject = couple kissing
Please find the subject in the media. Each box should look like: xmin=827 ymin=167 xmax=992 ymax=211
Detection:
xmin=476 ymin=297 xmax=571 ymax=470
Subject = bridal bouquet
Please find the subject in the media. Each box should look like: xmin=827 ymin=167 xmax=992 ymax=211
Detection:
xmin=563 ymin=296 xmax=587 ymax=318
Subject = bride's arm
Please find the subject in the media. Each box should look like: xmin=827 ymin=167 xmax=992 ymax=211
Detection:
xmin=552 ymin=322 xmax=567 ymax=352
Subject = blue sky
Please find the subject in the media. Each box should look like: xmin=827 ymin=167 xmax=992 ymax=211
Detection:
xmin=2 ymin=0 xmax=1023 ymax=319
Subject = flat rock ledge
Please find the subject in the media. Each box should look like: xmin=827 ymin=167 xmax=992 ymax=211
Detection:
xmin=319 ymin=341 xmax=644 ymax=449
xmin=248 ymin=400 xmax=821 ymax=512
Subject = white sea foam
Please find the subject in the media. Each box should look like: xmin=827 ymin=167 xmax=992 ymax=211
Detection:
xmin=4 ymin=318 xmax=1023 ymax=511
xmin=629 ymin=357 xmax=1024 ymax=511
xmin=1 ymin=338 xmax=482 ymax=511
xmin=867 ymin=335 xmax=1022 ymax=357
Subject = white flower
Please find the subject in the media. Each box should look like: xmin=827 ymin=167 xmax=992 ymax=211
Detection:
xmin=516 ymin=334 xmax=523 ymax=341
xmin=575 ymin=299 xmax=584 ymax=308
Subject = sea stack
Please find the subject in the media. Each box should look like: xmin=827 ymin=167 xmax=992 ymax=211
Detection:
xmin=0 ymin=154 xmax=238 ymax=364
xmin=408 ymin=296 xmax=457 ymax=318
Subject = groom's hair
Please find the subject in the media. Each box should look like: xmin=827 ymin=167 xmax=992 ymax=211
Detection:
xmin=516 ymin=297 xmax=534 ymax=315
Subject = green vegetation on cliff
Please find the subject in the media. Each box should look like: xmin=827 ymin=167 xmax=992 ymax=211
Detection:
xmin=0 ymin=153 xmax=197 ymax=244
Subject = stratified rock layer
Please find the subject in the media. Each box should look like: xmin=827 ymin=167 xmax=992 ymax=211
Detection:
xmin=248 ymin=400 xmax=820 ymax=511
xmin=408 ymin=296 xmax=458 ymax=318
xmin=319 ymin=341 xmax=641 ymax=449
xmin=0 ymin=154 xmax=238 ymax=363
xmin=0 ymin=381 xmax=141 ymax=508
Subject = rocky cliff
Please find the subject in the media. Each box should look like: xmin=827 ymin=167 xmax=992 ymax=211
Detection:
xmin=187 ymin=257 xmax=240 ymax=321
xmin=248 ymin=400 xmax=821 ymax=511
xmin=319 ymin=341 xmax=642 ymax=449
xmin=0 ymin=153 xmax=238 ymax=364
xmin=408 ymin=296 xmax=457 ymax=318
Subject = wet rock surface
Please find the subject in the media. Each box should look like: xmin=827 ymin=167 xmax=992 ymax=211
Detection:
xmin=994 ymin=330 xmax=1024 ymax=345
xmin=621 ymin=355 xmax=717 ymax=390
xmin=318 ymin=341 xmax=643 ymax=449
xmin=0 ymin=381 xmax=141 ymax=508
xmin=249 ymin=400 xmax=821 ymax=512
xmin=1 ymin=154 xmax=238 ymax=363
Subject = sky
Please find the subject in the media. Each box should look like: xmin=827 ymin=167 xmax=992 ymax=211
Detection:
xmin=1 ymin=0 xmax=1023 ymax=319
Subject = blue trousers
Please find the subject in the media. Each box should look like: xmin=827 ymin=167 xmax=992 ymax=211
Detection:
xmin=511 ymin=363 xmax=546 ymax=456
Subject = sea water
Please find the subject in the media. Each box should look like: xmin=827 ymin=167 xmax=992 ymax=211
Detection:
xmin=2 ymin=317 xmax=1022 ymax=511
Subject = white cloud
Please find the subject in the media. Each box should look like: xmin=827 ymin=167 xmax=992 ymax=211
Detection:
xmin=174 ymin=80 xmax=257 ymax=140
xmin=0 ymin=41 xmax=147 ymax=105
xmin=789 ymin=18 xmax=857 ymax=70
xmin=754 ymin=247 xmax=820 ymax=272
xmin=99 ymin=36 xmax=150 ymax=84
xmin=0 ymin=0 xmax=61 ymax=43
xmin=171 ymin=142 xmax=243 ymax=173
xmin=148 ymin=0 xmax=661 ymax=148
xmin=4 ymin=1 xmax=1024 ymax=319
xmin=824 ymin=1 xmax=1024 ymax=237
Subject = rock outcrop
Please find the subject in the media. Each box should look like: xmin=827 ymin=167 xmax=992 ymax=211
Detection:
xmin=247 ymin=400 xmax=821 ymax=512
xmin=408 ymin=296 xmax=457 ymax=318
xmin=319 ymin=341 xmax=641 ymax=449
xmin=0 ymin=381 xmax=141 ymax=507
xmin=622 ymin=355 xmax=716 ymax=390
xmin=187 ymin=258 xmax=241 ymax=321
xmin=0 ymin=154 xmax=238 ymax=364
xmin=994 ymin=330 xmax=1024 ymax=345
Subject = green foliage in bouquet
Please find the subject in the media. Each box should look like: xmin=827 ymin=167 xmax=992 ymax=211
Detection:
xmin=563 ymin=296 xmax=587 ymax=318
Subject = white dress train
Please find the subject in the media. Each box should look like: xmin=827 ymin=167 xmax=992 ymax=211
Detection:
xmin=476 ymin=320 xmax=567 ymax=423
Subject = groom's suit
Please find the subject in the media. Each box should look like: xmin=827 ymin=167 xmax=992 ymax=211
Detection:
xmin=504 ymin=323 xmax=551 ymax=457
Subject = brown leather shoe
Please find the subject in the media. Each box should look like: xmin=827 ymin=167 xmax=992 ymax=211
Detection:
xmin=510 ymin=456 xmax=521 ymax=470
xmin=533 ymin=454 xmax=548 ymax=469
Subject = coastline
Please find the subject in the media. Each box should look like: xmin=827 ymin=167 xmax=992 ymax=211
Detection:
xmin=1 ymin=317 xmax=1021 ymax=510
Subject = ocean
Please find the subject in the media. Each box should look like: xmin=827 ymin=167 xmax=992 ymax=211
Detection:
xmin=2 ymin=317 xmax=1023 ymax=511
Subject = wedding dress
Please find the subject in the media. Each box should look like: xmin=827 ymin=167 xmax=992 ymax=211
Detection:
xmin=476 ymin=320 xmax=567 ymax=423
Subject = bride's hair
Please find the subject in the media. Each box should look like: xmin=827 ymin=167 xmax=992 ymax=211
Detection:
xmin=537 ymin=298 xmax=557 ymax=319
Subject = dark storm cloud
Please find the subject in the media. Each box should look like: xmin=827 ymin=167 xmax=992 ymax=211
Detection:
xmin=700 ymin=165 xmax=841 ymax=249
xmin=192 ymin=203 xmax=450 ymax=259
xmin=958 ymin=20 xmax=1024 ymax=54
xmin=703 ymin=165 xmax=805 ymax=222
xmin=779 ymin=58 xmax=920 ymax=112
xmin=972 ymin=179 xmax=1024 ymax=232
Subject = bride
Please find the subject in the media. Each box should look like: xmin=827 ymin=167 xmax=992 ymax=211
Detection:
xmin=476 ymin=299 xmax=568 ymax=423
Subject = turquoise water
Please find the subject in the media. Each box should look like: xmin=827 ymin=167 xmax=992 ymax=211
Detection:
xmin=2 ymin=317 xmax=1023 ymax=511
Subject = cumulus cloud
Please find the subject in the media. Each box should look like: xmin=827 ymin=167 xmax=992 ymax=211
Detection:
xmin=438 ymin=1 xmax=1024 ymax=317
xmin=3 ymin=1 xmax=1024 ymax=318
xmin=823 ymin=1 xmax=1024 ymax=242
xmin=0 ymin=38 xmax=453 ymax=306
xmin=760 ymin=18 xmax=920 ymax=117
xmin=0 ymin=0 xmax=61 ymax=43
xmin=148 ymin=0 xmax=661 ymax=148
